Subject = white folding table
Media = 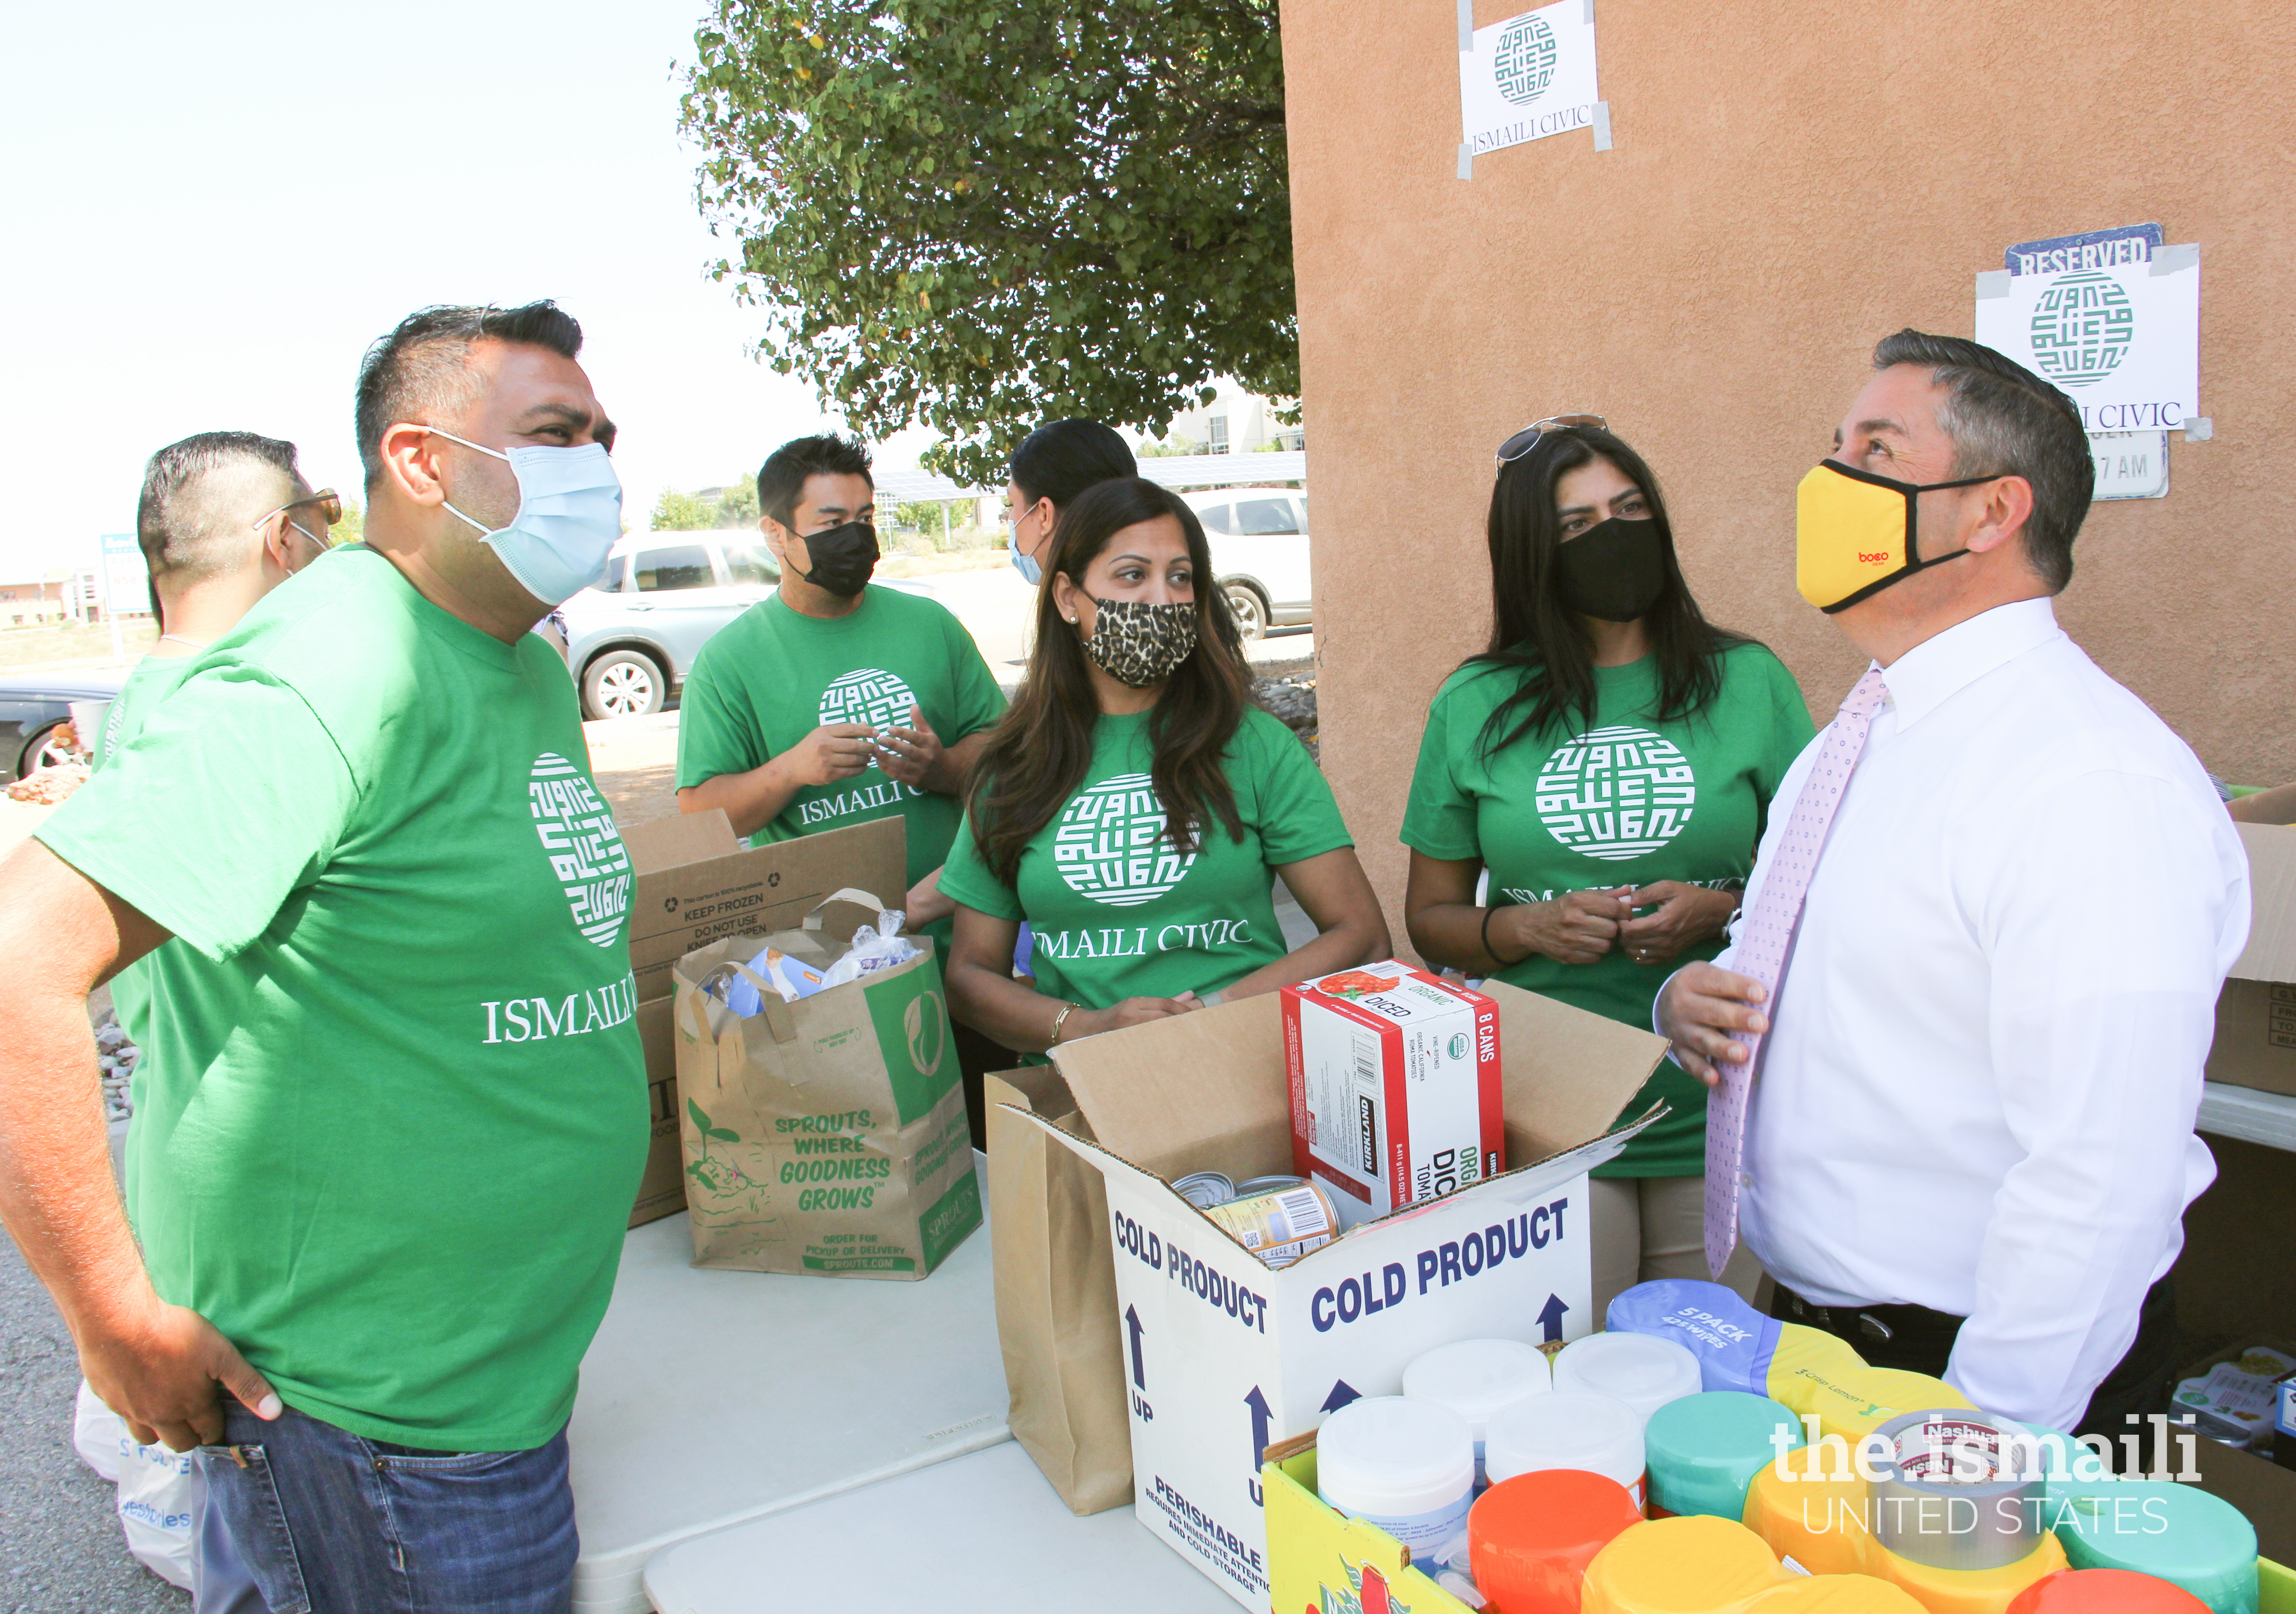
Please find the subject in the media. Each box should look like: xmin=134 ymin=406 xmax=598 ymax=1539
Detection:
xmin=568 ymin=1193 xmax=1007 ymax=1613
xmin=642 ymin=1439 xmax=1236 ymax=1614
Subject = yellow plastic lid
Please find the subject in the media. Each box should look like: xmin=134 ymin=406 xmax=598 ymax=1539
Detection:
xmin=1742 ymin=1448 xmax=1874 ymax=1579
xmin=1769 ymin=1359 xmax=1973 ymax=1444
xmin=1867 ymin=1533 xmax=2069 ymax=1614
xmin=1583 ymin=1515 xmax=1787 ymax=1614
xmin=1742 ymin=1576 xmax=1930 ymax=1611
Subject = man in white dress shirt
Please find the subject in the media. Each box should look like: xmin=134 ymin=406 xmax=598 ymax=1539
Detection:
xmin=1658 ymin=330 xmax=2248 ymax=1443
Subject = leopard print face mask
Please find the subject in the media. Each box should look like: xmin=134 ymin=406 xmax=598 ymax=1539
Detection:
xmin=1081 ymin=597 xmax=1198 ymax=687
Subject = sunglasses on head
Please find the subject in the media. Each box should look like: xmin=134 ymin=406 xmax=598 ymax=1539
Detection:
xmin=1494 ymin=415 xmax=1608 ymax=469
xmin=252 ymin=489 xmax=345 ymax=542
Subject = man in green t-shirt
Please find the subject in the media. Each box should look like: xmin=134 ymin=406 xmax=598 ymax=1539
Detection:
xmin=0 ymin=301 xmax=645 ymax=1609
xmin=675 ymin=433 xmax=1007 ymax=941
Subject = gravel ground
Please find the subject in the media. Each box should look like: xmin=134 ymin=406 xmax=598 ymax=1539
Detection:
xmin=0 ymin=1234 xmax=187 ymax=1613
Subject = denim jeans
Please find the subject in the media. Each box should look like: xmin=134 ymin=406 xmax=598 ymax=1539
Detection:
xmin=198 ymin=1403 xmax=577 ymax=1614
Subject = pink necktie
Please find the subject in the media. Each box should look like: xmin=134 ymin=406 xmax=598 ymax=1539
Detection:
xmin=1704 ymin=666 xmax=1890 ymax=1279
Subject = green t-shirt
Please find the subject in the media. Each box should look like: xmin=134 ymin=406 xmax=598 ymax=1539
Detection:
xmin=674 ymin=587 xmax=1008 ymax=949
xmin=939 ymin=707 xmax=1352 ymax=1025
xmin=38 ymin=547 xmax=647 ymax=1451
xmin=92 ymin=655 xmax=200 ymax=1062
xmin=1400 ymin=644 xmax=1815 ymax=1176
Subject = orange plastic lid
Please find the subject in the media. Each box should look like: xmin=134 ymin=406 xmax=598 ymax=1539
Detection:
xmin=2006 ymin=1569 xmax=2212 ymax=1613
xmin=1741 ymin=1576 xmax=1927 ymax=1611
xmin=1470 ymin=1469 xmax=1647 ymax=1614
xmin=1584 ymin=1516 xmax=1784 ymax=1614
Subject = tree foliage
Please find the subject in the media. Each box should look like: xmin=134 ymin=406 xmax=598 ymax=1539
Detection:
xmin=680 ymin=0 xmax=1296 ymax=488
xmin=651 ymin=489 xmax=715 ymax=531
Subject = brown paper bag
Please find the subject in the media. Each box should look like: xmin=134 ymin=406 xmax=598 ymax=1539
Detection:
xmin=671 ymin=901 xmax=980 ymax=1279
xmin=985 ymin=1067 xmax=1132 ymax=1514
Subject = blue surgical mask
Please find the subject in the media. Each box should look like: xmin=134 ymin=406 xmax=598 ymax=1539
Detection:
xmin=1009 ymin=533 xmax=1042 ymax=586
xmin=426 ymin=426 xmax=623 ymax=608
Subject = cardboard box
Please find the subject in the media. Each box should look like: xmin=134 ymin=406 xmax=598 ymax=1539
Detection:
xmin=1008 ymin=981 xmax=1664 ymax=1609
xmin=1263 ymin=1431 xmax=1476 ymax=1614
xmin=617 ymin=810 xmax=908 ymax=1227
xmin=2210 ymin=823 xmax=2296 ymax=1098
xmin=1284 ymin=962 xmax=1503 ymax=1226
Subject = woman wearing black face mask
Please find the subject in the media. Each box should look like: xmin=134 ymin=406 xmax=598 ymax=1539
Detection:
xmin=1400 ymin=419 xmax=1815 ymax=1312
xmin=940 ymin=477 xmax=1389 ymax=1056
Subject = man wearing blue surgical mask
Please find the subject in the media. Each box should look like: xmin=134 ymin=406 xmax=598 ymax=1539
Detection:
xmin=0 ymin=302 xmax=646 ymax=1610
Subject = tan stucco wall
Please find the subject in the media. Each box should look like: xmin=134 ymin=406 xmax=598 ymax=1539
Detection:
xmin=1281 ymin=0 xmax=2296 ymax=932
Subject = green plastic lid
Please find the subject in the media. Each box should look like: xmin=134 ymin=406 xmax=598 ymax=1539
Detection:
xmin=1645 ymin=1391 xmax=1804 ymax=1521
xmin=2053 ymin=1481 xmax=2259 ymax=1614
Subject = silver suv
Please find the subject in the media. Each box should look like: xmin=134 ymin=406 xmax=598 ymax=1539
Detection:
xmin=560 ymin=532 xmax=935 ymax=719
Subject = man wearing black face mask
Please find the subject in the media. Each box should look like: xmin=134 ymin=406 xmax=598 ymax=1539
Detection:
xmin=676 ymin=432 xmax=1007 ymax=968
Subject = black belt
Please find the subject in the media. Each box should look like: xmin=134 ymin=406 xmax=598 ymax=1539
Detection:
xmin=1772 ymin=1286 xmax=1969 ymax=1376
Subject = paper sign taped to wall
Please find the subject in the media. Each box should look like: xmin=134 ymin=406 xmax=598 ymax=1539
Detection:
xmin=1459 ymin=0 xmax=1600 ymax=163
xmin=1975 ymin=225 xmax=2200 ymax=436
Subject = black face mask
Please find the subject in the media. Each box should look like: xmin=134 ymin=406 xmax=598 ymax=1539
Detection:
xmin=792 ymin=519 xmax=879 ymax=597
xmin=1555 ymin=516 xmax=1667 ymax=622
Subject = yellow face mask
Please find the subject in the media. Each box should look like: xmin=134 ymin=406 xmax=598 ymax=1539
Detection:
xmin=1795 ymin=460 xmax=1998 ymax=613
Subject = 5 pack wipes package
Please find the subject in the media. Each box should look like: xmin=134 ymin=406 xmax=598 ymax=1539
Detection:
xmin=1283 ymin=961 xmax=1504 ymax=1227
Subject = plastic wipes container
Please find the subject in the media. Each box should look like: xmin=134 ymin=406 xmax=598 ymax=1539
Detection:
xmin=1404 ymin=1339 xmax=1553 ymax=1488
xmin=1469 ymin=1469 xmax=1645 ymax=1614
xmin=1486 ymin=1390 xmax=1649 ymax=1510
xmin=2007 ymin=1569 xmax=2213 ymax=1613
xmin=1867 ymin=1534 xmax=2068 ymax=1614
xmin=1742 ymin=1577 xmax=1929 ymax=1612
xmin=1316 ymin=1396 xmax=1477 ymax=1558
xmin=1742 ymin=1449 xmax=1872 ymax=1578
xmin=1554 ymin=1332 xmax=1705 ymax=1428
xmin=1582 ymin=1515 xmax=1786 ymax=1614
xmin=2051 ymin=1482 xmax=2259 ymax=1614
xmin=1646 ymin=1392 xmax=1805 ymax=1520
xmin=1771 ymin=1361 xmax=1975 ymax=1444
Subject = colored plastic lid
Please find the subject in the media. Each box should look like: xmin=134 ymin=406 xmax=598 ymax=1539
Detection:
xmin=2008 ymin=1569 xmax=2213 ymax=1613
xmin=1742 ymin=1576 xmax=1928 ymax=1611
xmin=1583 ymin=1515 xmax=1785 ymax=1614
xmin=1741 ymin=1453 xmax=1872 ymax=1579
xmin=2052 ymin=1482 xmax=2259 ymax=1614
xmin=1869 ymin=1533 xmax=2068 ymax=1614
xmin=1646 ymin=1392 xmax=1804 ymax=1521
xmin=1469 ymin=1469 xmax=1646 ymax=1614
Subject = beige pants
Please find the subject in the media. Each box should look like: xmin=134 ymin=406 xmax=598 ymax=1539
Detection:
xmin=1589 ymin=1174 xmax=1765 ymax=1325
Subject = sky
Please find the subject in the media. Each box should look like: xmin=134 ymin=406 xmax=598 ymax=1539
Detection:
xmin=0 ymin=0 xmax=938 ymax=580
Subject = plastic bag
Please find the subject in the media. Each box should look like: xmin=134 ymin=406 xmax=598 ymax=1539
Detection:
xmin=718 ymin=913 xmax=922 ymax=1013
xmin=76 ymin=1380 xmax=201 ymax=1588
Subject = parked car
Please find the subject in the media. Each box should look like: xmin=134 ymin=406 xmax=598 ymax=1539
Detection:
xmin=1178 ymin=486 xmax=1312 ymax=640
xmin=0 ymin=668 xmax=126 ymax=784
xmin=560 ymin=531 xmax=938 ymax=720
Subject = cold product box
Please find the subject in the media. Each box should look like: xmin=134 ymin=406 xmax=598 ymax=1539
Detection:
xmin=1283 ymin=960 xmax=1503 ymax=1227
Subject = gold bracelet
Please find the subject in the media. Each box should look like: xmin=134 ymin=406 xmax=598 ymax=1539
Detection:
xmin=1048 ymin=1001 xmax=1080 ymax=1047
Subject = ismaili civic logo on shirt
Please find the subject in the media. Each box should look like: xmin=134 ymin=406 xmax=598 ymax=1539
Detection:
xmin=1053 ymin=772 xmax=1197 ymax=907
xmin=528 ymin=752 xmax=633 ymax=945
xmin=818 ymin=668 xmax=917 ymax=731
xmin=1535 ymin=725 xmax=1697 ymax=861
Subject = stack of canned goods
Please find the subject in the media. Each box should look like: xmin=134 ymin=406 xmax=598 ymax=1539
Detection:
xmin=1172 ymin=1172 xmax=1341 ymax=1270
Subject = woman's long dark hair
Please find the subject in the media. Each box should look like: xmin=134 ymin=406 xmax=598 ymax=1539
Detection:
xmin=968 ymin=477 xmax=1250 ymax=885
xmin=1469 ymin=425 xmax=1747 ymax=756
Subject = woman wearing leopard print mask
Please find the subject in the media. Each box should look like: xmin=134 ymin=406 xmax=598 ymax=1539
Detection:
xmin=941 ymin=476 xmax=1389 ymax=1058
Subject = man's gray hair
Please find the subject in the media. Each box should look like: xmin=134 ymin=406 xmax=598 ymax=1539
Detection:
xmin=1872 ymin=329 xmax=2093 ymax=592
xmin=136 ymin=432 xmax=303 ymax=592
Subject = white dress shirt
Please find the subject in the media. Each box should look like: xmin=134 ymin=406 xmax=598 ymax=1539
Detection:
xmin=1715 ymin=597 xmax=2248 ymax=1430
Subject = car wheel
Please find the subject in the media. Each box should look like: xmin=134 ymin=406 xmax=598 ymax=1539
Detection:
xmin=18 ymin=719 xmax=69 ymax=779
xmin=582 ymin=651 xmax=667 ymax=720
xmin=1225 ymin=583 xmax=1269 ymax=642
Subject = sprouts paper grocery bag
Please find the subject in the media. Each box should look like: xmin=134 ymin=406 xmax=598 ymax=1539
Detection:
xmin=671 ymin=916 xmax=980 ymax=1279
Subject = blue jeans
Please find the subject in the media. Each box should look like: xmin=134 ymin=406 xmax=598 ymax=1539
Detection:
xmin=197 ymin=1404 xmax=577 ymax=1614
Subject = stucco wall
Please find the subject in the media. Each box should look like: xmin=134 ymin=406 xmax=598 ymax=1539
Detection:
xmin=1280 ymin=0 xmax=2296 ymax=932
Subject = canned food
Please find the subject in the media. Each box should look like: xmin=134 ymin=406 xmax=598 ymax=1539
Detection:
xmin=1172 ymin=1171 xmax=1237 ymax=1210
xmin=1204 ymin=1181 xmax=1340 ymax=1269
xmin=1237 ymin=1174 xmax=1306 ymax=1197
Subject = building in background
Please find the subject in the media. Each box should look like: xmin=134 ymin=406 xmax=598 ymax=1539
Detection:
xmin=1154 ymin=381 xmax=1304 ymax=456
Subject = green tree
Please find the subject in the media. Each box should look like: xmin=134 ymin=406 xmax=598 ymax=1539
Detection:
xmin=652 ymin=488 xmax=714 ymax=531
xmin=712 ymin=478 xmax=761 ymax=526
xmin=680 ymin=0 xmax=1295 ymax=489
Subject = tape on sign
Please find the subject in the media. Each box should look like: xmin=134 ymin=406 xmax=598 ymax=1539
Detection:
xmin=1867 ymin=1410 xmax=2047 ymax=1572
